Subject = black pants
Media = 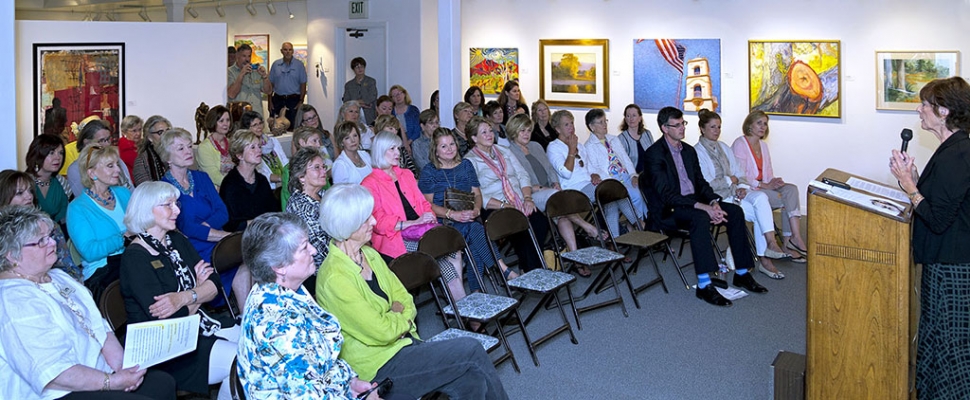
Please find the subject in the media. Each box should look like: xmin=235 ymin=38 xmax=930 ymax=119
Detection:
xmin=57 ymin=370 xmax=176 ymax=400
xmin=670 ymin=202 xmax=754 ymax=275
xmin=270 ymin=94 xmax=300 ymax=126
xmin=84 ymin=254 xmax=122 ymax=303
xmin=481 ymin=208 xmax=549 ymax=272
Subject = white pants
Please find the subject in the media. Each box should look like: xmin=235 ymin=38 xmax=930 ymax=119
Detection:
xmin=211 ymin=325 xmax=241 ymax=400
xmin=730 ymin=190 xmax=774 ymax=256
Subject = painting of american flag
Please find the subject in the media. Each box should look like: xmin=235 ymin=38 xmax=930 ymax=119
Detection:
xmin=633 ymin=38 xmax=721 ymax=112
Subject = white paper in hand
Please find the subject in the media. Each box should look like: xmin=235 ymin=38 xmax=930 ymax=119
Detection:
xmin=122 ymin=314 xmax=200 ymax=369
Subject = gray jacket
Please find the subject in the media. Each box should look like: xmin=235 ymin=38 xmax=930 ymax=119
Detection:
xmin=507 ymin=141 xmax=560 ymax=187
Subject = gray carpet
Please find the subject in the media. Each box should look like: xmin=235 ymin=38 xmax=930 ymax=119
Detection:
xmin=413 ymin=237 xmax=807 ymax=400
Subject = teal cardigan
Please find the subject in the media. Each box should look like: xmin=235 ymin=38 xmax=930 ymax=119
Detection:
xmin=315 ymin=243 xmax=418 ymax=381
xmin=66 ymin=186 xmax=131 ymax=280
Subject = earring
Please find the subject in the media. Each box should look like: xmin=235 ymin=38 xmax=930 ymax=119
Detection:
xmin=92 ymin=176 xmax=98 ymax=181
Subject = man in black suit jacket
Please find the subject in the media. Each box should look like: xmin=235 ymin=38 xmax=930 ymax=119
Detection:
xmin=639 ymin=107 xmax=767 ymax=306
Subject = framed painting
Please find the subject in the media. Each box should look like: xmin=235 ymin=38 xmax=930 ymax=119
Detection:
xmin=233 ymin=34 xmax=270 ymax=72
xmin=33 ymin=42 xmax=125 ymax=140
xmin=634 ymin=38 xmax=721 ymax=112
xmin=469 ymin=48 xmax=519 ymax=95
xmin=292 ymin=43 xmax=309 ymax=67
xmin=748 ymin=40 xmax=841 ymax=118
xmin=539 ymin=39 xmax=609 ymax=108
xmin=876 ymin=51 xmax=960 ymax=111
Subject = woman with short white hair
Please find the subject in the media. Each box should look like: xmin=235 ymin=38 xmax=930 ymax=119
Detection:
xmin=121 ymin=182 xmax=239 ymax=398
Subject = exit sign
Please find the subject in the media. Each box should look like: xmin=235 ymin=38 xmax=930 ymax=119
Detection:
xmin=349 ymin=0 xmax=368 ymax=19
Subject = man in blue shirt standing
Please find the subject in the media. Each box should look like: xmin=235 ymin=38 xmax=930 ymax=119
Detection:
xmin=268 ymin=42 xmax=307 ymax=129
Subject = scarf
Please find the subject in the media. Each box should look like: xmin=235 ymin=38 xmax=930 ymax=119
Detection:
xmin=471 ymin=146 xmax=523 ymax=212
xmin=139 ymin=232 xmax=222 ymax=336
xmin=698 ymin=136 xmax=736 ymax=198
xmin=601 ymin=137 xmax=628 ymax=178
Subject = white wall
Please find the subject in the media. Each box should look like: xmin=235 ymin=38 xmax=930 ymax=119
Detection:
xmin=15 ymin=20 xmax=226 ymax=169
xmin=305 ymin=0 xmax=426 ymax=128
xmin=462 ymin=0 xmax=970 ymax=209
xmin=1 ymin=2 xmax=16 ymax=170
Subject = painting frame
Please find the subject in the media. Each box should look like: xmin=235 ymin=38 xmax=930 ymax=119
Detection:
xmin=33 ymin=42 xmax=125 ymax=138
xmin=292 ymin=43 xmax=309 ymax=67
xmin=233 ymin=33 xmax=270 ymax=72
xmin=875 ymin=51 xmax=960 ymax=111
xmin=469 ymin=48 xmax=519 ymax=95
xmin=539 ymin=39 xmax=609 ymax=108
xmin=633 ymin=38 xmax=721 ymax=113
xmin=748 ymin=40 xmax=841 ymax=118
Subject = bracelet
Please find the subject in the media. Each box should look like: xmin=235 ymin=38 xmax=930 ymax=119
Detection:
xmin=912 ymin=193 xmax=925 ymax=207
xmin=445 ymin=210 xmax=452 ymax=219
xmin=190 ymin=289 xmax=198 ymax=304
xmin=102 ymin=372 xmax=111 ymax=391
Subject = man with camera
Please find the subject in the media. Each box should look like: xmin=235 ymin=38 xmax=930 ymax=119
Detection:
xmin=228 ymin=43 xmax=272 ymax=116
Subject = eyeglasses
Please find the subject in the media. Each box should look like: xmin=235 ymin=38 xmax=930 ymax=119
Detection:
xmin=575 ymin=153 xmax=585 ymax=168
xmin=149 ymin=129 xmax=166 ymax=136
xmin=24 ymin=231 xmax=56 ymax=248
xmin=664 ymin=121 xmax=689 ymax=129
xmin=304 ymin=114 xmax=319 ymax=122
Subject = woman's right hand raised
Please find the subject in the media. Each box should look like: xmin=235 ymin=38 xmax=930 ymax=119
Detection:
xmin=111 ymin=366 xmax=147 ymax=392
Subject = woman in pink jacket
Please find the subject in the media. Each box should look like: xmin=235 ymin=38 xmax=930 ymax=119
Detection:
xmin=731 ymin=111 xmax=808 ymax=255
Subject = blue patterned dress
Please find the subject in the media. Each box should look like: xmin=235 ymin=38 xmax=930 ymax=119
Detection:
xmin=237 ymin=282 xmax=356 ymax=399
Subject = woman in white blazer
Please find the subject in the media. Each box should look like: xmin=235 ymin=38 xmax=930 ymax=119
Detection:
xmin=582 ymin=108 xmax=647 ymax=237
xmin=731 ymin=110 xmax=808 ymax=256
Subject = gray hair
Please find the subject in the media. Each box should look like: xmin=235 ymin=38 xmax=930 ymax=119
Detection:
xmin=125 ymin=182 xmax=180 ymax=234
xmin=319 ymin=184 xmax=374 ymax=241
xmin=288 ymin=148 xmax=326 ymax=195
xmin=229 ymin=129 xmax=259 ymax=164
xmin=140 ymin=115 xmax=172 ymax=152
xmin=0 ymin=205 xmax=55 ymax=273
xmin=370 ymin=131 xmax=403 ymax=169
xmin=243 ymin=212 xmax=310 ymax=284
xmin=155 ymin=128 xmax=194 ymax=164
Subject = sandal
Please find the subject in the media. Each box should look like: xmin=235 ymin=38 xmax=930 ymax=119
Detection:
xmin=786 ymin=240 xmax=808 ymax=255
xmin=788 ymin=253 xmax=807 ymax=264
xmin=502 ymin=267 xmax=519 ymax=280
xmin=574 ymin=265 xmax=592 ymax=278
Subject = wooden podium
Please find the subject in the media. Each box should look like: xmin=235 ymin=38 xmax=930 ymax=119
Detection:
xmin=806 ymin=169 xmax=917 ymax=399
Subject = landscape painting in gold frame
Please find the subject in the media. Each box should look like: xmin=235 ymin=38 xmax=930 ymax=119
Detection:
xmin=539 ymin=39 xmax=609 ymax=108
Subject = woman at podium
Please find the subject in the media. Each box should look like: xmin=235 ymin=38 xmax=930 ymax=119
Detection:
xmin=890 ymin=76 xmax=970 ymax=399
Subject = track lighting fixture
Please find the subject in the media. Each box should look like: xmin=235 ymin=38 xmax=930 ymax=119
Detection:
xmin=216 ymin=2 xmax=226 ymax=18
xmin=139 ymin=7 xmax=150 ymax=22
xmin=286 ymin=2 xmax=294 ymax=19
xmin=246 ymin=1 xmax=257 ymax=16
xmin=186 ymin=7 xmax=199 ymax=19
xmin=267 ymin=1 xmax=277 ymax=15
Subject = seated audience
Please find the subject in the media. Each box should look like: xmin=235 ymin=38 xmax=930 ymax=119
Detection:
xmin=0 ymin=205 xmax=176 ymax=400
xmin=132 ymin=115 xmax=171 ymax=186
xmin=332 ymin=121 xmax=373 ymax=185
xmin=59 ymin=115 xmax=102 ymax=176
xmin=26 ymin=134 xmax=73 ymax=229
xmin=157 ymin=128 xmax=250 ymax=308
xmin=198 ymin=105 xmax=234 ymax=188
xmin=315 ymin=185 xmax=510 ymax=399
xmin=66 ymin=145 xmax=132 ymax=299
xmin=220 ymin=130 xmax=281 ymax=232
xmin=240 ymin=111 xmax=289 ymax=190
xmin=530 ymin=99 xmax=557 ymax=149
xmin=483 ymin=100 xmax=508 ymax=146
xmin=418 ymin=128 xmax=517 ymax=292
xmin=337 ymin=100 xmax=376 ymax=151
xmin=284 ymin=148 xmax=332 ymax=267
xmin=731 ymin=110 xmax=808 ymax=256
xmin=389 ymin=84 xmax=422 ymax=144
xmin=464 ymin=85 xmax=485 ymax=117
xmin=642 ymin=107 xmax=768 ymax=307
xmin=466 ymin=116 xmax=548 ymax=272
xmin=117 ymin=115 xmax=143 ymax=178
xmin=0 ymin=170 xmax=81 ymax=281
xmin=67 ymin=120 xmax=133 ymax=198
xmin=237 ymin=212 xmax=405 ymax=400
xmin=617 ymin=104 xmax=655 ymax=174
xmin=294 ymin=104 xmax=336 ymax=158
xmin=280 ymin=126 xmax=330 ymax=209
xmin=121 ymin=182 xmax=238 ymax=398
xmin=497 ymin=81 xmax=526 ymax=125
xmin=694 ymin=109 xmax=799 ymax=279
xmin=411 ymin=108 xmax=439 ymax=174
xmin=451 ymin=102 xmax=475 ymax=155
xmin=582 ymin=108 xmax=648 ymax=236
xmin=374 ymin=95 xmax=394 ymax=121
xmin=374 ymin=114 xmax=418 ymax=175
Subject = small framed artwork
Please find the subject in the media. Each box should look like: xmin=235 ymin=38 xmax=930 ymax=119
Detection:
xmin=748 ymin=40 xmax=841 ymax=118
xmin=875 ymin=51 xmax=960 ymax=111
xmin=292 ymin=43 xmax=309 ymax=67
xmin=33 ymin=42 xmax=125 ymax=139
xmin=469 ymin=48 xmax=519 ymax=95
xmin=539 ymin=39 xmax=609 ymax=108
xmin=233 ymin=34 xmax=270 ymax=72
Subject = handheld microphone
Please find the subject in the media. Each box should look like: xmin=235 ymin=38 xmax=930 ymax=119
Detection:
xmin=900 ymin=128 xmax=913 ymax=152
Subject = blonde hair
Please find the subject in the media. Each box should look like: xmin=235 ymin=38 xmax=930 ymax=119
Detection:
xmin=389 ymin=84 xmax=412 ymax=105
xmin=78 ymin=145 xmax=121 ymax=189
xmin=229 ymin=129 xmax=260 ymax=164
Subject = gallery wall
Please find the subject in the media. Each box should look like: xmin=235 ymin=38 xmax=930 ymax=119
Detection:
xmin=14 ymin=21 xmax=226 ymax=169
xmin=461 ymin=0 xmax=970 ymax=209
xmin=1 ymin=2 xmax=15 ymax=170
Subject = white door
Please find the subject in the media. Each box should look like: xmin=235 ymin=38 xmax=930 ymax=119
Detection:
xmin=337 ymin=24 xmax=387 ymax=121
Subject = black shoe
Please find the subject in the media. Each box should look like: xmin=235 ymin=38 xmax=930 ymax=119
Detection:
xmin=711 ymin=277 xmax=729 ymax=289
xmin=733 ymin=272 xmax=768 ymax=293
xmin=696 ymin=284 xmax=733 ymax=307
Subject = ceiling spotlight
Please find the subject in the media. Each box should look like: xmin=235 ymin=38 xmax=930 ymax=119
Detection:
xmin=286 ymin=1 xmax=294 ymax=19
xmin=186 ymin=7 xmax=198 ymax=19
xmin=138 ymin=7 xmax=150 ymax=22
xmin=266 ymin=1 xmax=276 ymax=15
xmin=246 ymin=1 xmax=257 ymax=16
xmin=216 ymin=2 xmax=226 ymax=18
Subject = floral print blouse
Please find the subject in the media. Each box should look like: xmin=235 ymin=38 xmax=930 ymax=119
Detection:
xmin=237 ymin=282 xmax=356 ymax=399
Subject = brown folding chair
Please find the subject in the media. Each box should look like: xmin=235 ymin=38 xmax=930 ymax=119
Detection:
xmin=211 ymin=231 xmax=244 ymax=319
xmin=389 ymin=252 xmax=501 ymax=354
xmin=418 ymin=225 xmax=533 ymax=371
xmin=544 ymin=189 xmax=631 ymax=317
xmin=98 ymin=279 xmax=128 ymax=341
xmin=484 ymin=208 xmax=580 ymax=350
xmin=595 ymin=179 xmax=676 ymax=297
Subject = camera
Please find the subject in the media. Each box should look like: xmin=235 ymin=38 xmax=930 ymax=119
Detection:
xmin=251 ymin=63 xmax=260 ymax=71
